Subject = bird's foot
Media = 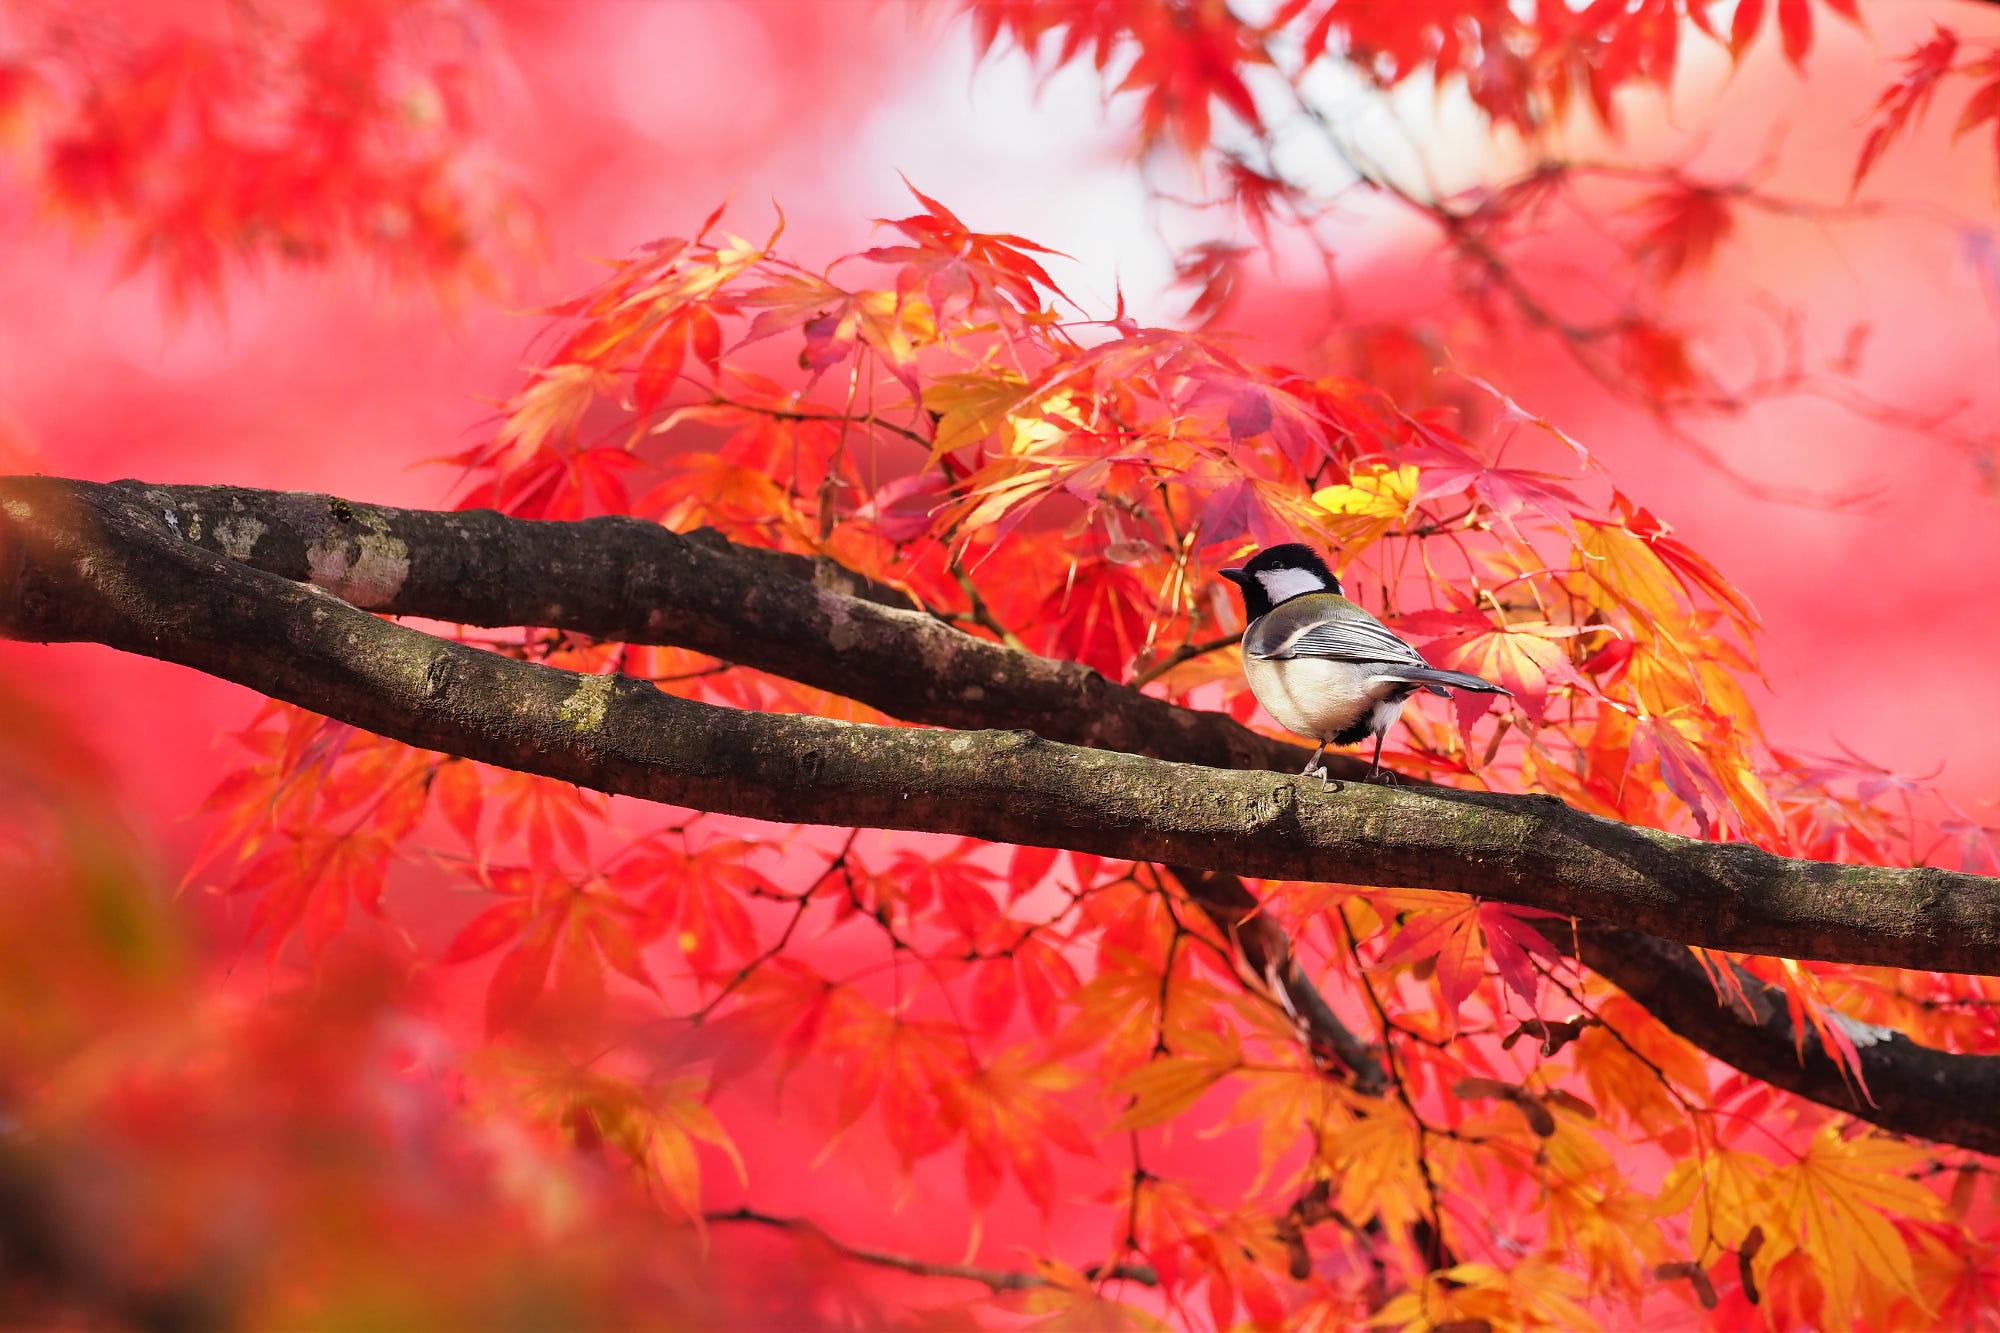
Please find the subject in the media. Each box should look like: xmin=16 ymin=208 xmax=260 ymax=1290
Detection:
xmin=1364 ymin=768 xmax=1401 ymax=786
xmin=1305 ymin=764 xmax=1331 ymax=783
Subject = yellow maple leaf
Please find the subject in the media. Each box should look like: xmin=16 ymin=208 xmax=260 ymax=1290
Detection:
xmin=1764 ymin=1125 xmax=1943 ymax=1327
xmin=1002 ymin=387 xmax=1090 ymax=456
xmin=1309 ymin=462 xmax=1420 ymax=554
xmin=1211 ymin=1065 xmax=1354 ymax=1193
xmin=998 ymin=1259 xmax=1171 ymax=1330
xmin=847 ymin=286 xmax=938 ymax=368
xmin=618 ymin=220 xmax=777 ymax=313
xmin=1576 ymin=519 xmax=1688 ymax=631
xmin=506 ymin=1062 xmax=745 ymax=1224
xmin=1371 ymin=1257 xmax=1592 ymax=1332
xmin=1110 ymin=1029 xmax=1240 ymax=1130
xmin=1321 ymin=1105 xmax=1431 ymax=1236
xmin=1577 ymin=1028 xmax=1696 ymax=1142
xmin=496 ymin=363 xmax=618 ymax=462
xmin=1656 ymin=1145 xmax=1775 ymax=1264
xmin=1543 ymin=1175 xmax=1668 ymax=1305
xmin=646 ymin=451 xmax=802 ymax=539
xmin=922 ymin=369 xmax=1033 ymax=460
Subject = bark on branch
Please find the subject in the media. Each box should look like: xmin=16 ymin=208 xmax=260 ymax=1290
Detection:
xmin=100 ymin=479 xmax=1338 ymax=774
xmin=4 ymin=476 xmax=1999 ymax=1152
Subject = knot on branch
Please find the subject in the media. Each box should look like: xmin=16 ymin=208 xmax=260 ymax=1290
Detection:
xmin=1245 ymin=781 xmax=1298 ymax=833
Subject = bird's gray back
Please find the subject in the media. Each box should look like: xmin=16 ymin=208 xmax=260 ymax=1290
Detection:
xmin=1244 ymin=594 xmax=1428 ymax=667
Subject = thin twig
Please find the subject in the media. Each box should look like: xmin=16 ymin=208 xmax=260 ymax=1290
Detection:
xmin=1130 ymin=631 xmax=1241 ymax=689
xmin=704 ymin=396 xmax=932 ymax=450
xmin=948 ymin=547 xmax=1029 ymax=653
xmin=705 ymin=1208 xmax=1158 ymax=1293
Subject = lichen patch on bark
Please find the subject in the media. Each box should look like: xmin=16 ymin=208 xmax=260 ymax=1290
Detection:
xmin=558 ymin=674 xmax=614 ymax=732
xmin=306 ymin=514 xmax=410 ymax=608
xmin=213 ymin=516 xmax=266 ymax=561
xmin=818 ymin=588 xmax=863 ymax=652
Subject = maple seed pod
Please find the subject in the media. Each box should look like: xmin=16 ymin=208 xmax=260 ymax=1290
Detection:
xmin=1739 ymin=1225 xmax=1766 ymax=1306
xmin=1541 ymin=1087 xmax=1596 ymax=1121
xmin=1652 ymin=1262 xmax=1718 ymax=1310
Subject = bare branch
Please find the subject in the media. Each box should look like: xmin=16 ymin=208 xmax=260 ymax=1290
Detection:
xmin=1163 ymin=864 xmax=1386 ymax=1094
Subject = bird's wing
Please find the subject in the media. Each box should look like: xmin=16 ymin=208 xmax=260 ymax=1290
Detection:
xmin=1286 ymin=616 xmax=1429 ymax=665
xmin=1246 ymin=595 xmax=1428 ymax=666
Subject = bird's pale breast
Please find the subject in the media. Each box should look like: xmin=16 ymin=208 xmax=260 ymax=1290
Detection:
xmin=1243 ymin=655 xmax=1384 ymax=742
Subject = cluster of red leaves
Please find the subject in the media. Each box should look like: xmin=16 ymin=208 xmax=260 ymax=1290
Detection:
xmin=458 ymin=188 xmax=1804 ymax=849
xmin=965 ymin=0 xmax=2000 ymax=461
xmin=175 ymin=189 xmax=2000 ymax=1328
xmin=965 ymin=0 xmax=1864 ymax=151
xmin=0 ymin=0 xmax=528 ymax=309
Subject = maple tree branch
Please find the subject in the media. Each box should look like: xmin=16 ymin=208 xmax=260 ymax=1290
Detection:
xmin=705 ymin=1208 xmax=1157 ymax=1293
xmin=10 ymin=475 xmax=1996 ymax=970
xmin=1570 ymin=923 xmax=2000 ymax=1156
xmin=69 ymin=478 xmax=1337 ymax=776
xmin=6 ymin=477 xmax=2000 ymax=1150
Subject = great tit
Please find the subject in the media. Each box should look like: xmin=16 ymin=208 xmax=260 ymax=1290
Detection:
xmin=1220 ymin=543 xmax=1509 ymax=780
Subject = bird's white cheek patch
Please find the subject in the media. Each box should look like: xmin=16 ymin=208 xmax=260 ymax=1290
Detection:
xmin=1255 ymin=568 xmax=1326 ymax=604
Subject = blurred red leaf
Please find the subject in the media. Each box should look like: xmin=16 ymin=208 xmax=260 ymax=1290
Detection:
xmin=1037 ymin=557 xmax=1156 ymax=679
xmin=1634 ymin=184 xmax=1734 ymax=283
xmin=1854 ymin=29 xmax=1961 ymax=190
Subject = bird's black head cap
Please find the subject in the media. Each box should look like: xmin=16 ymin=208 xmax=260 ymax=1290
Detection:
xmin=1219 ymin=542 xmax=1340 ymax=620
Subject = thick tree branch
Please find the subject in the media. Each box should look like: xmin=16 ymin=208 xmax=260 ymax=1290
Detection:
xmin=89 ymin=479 xmax=1354 ymax=776
xmin=5 ymin=476 xmax=2000 ymax=1151
xmin=4 ymin=476 xmax=1994 ymax=975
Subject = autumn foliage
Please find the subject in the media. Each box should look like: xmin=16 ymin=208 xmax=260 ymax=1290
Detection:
xmin=7 ymin=0 xmax=2000 ymax=1329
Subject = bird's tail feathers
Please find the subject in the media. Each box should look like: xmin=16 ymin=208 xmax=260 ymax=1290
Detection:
xmin=1382 ymin=666 xmax=1510 ymax=695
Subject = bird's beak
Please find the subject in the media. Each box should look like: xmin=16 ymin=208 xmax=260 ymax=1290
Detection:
xmin=1219 ymin=568 xmax=1247 ymax=586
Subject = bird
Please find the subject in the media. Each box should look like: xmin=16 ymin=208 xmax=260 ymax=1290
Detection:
xmin=1219 ymin=543 xmax=1509 ymax=781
